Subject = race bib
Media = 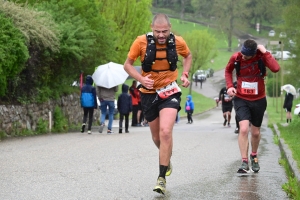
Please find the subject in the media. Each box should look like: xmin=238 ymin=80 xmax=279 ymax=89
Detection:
xmin=156 ymin=81 xmax=181 ymax=99
xmin=224 ymin=94 xmax=231 ymax=102
xmin=241 ymin=81 xmax=258 ymax=95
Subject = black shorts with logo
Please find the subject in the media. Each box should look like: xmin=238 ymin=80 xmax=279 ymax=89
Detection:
xmin=140 ymin=92 xmax=181 ymax=122
xmin=234 ymin=96 xmax=267 ymax=127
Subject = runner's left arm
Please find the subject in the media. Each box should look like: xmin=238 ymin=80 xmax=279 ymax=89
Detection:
xmin=180 ymin=52 xmax=192 ymax=88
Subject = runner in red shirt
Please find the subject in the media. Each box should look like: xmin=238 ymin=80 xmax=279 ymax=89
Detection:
xmin=225 ymin=39 xmax=280 ymax=174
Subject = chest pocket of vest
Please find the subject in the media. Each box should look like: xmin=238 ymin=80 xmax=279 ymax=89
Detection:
xmin=142 ymin=33 xmax=178 ymax=72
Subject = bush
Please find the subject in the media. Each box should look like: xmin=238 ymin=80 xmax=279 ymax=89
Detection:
xmin=53 ymin=106 xmax=68 ymax=133
xmin=36 ymin=118 xmax=48 ymax=134
xmin=0 ymin=12 xmax=29 ymax=98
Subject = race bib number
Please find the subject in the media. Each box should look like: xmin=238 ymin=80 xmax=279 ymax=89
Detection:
xmin=224 ymin=94 xmax=231 ymax=102
xmin=241 ymin=81 xmax=258 ymax=95
xmin=156 ymin=81 xmax=181 ymax=99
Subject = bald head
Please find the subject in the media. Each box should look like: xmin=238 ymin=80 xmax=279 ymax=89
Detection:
xmin=152 ymin=13 xmax=171 ymax=26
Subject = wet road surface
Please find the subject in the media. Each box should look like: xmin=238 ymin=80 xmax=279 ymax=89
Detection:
xmin=0 ymin=69 xmax=289 ymax=199
xmin=0 ymin=108 xmax=288 ymax=199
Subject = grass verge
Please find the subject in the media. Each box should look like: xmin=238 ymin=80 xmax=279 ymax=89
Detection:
xmin=267 ymin=96 xmax=300 ymax=198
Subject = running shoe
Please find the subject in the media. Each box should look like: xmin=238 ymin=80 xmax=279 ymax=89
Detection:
xmin=234 ymin=128 xmax=239 ymax=134
xmin=107 ymin=130 xmax=114 ymax=134
xmin=165 ymin=162 xmax=172 ymax=176
xmin=237 ymin=161 xmax=250 ymax=173
xmin=250 ymin=155 xmax=260 ymax=172
xmin=228 ymin=123 xmax=231 ymax=127
xmin=153 ymin=177 xmax=166 ymax=195
xmin=87 ymin=130 xmax=92 ymax=134
xmin=81 ymin=123 xmax=86 ymax=133
xmin=223 ymin=119 xmax=227 ymax=126
xmin=99 ymin=123 xmax=105 ymax=133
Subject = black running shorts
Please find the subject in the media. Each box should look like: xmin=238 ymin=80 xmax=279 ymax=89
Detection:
xmin=222 ymin=105 xmax=233 ymax=113
xmin=285 ymin=107 xmax=292 ymax=112
xmin=140 ymin=92 xmax=181 ymax=122
xmin=234 ymin=96 xmax=267 ymax=127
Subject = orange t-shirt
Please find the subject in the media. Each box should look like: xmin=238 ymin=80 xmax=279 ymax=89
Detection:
xmin=127 ymin=33 xmax=190 ymax=93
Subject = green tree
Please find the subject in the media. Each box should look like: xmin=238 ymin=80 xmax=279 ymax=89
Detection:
xmin=183 ymin=30 xmax=217 ymax=94
xmin=211 ymin=0 xmax=250 ymax=51
xmin=99 ymin=0 xmax=153 ymax=63
xmin=50 ymin=0 xmax=117 ymax=71
xmin=0 ymin=1 xmax=60 ymax=101
xmin=281 ymin=0 xmax=300 ymax=89
xmin=191 ymin=0 xmax=214 ymax=18
xmin=0 ymin=1 xmax=60 ymax=52
xmin=245 ymin=0 xmax=282 ymax=33
xmin=0 ymin=13 xmax=29 ymax=98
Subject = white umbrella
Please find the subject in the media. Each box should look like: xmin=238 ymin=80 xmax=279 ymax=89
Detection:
xmin=92 ymin=62 xmax=129 ymax=88
xmin=281 ymin=84 xmax=297 ymax=95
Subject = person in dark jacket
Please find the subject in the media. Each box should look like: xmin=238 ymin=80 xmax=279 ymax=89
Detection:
xmin=283 ymin=92 xmax=294 ymax=123
xmin=117 ymin=84 xmax=132 ymax=133
xmin=80 ymin=75 xmax=97 ymax=134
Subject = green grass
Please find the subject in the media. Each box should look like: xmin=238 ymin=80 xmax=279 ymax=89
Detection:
xmin=267 ymin=96 xmax=300 ymax=198
xmin=280 ymin=156 xmax=300 ymax=199
xmin=267 ymin=96 xmax=300 ymax=167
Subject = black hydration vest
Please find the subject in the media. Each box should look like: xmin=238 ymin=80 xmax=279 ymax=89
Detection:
xmin=141 ymin=32 xmax=178 ymax=72
xmin=234 ymin=54 xmax=266 ymax=78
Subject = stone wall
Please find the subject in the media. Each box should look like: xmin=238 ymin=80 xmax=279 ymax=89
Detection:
xmin=0 ymin=93 xmax=100 ymax=135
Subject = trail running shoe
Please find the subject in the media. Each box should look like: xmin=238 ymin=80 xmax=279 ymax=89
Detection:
xmin=250 ymin=155 xmax=260 ymax=172
xmin=87 ymin=130 xmax=91 ymax=134
xmin=237 ymin=161 xmax=250 ymax=173
xmin=81 ymin=123 xmax=86 ymax=133
xmin=99 ymin=123 xmax=105 ymax=133
xmin=223 ymin=119 xmax=227 ymax=126
xmin=234 ymin=128 xmax=239 ymax=134
xmin=153 ymin=177 xmax=166 ymax=195
xmin=165 ymin=162 xmax=172 ymax=176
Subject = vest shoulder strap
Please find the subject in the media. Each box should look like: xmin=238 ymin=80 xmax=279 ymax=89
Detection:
xmin=234 ymin=53 xmax=266 ymax=77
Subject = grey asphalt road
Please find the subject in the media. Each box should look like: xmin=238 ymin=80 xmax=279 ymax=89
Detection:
xmin=0 ymin=70 xmax=288 ymax=200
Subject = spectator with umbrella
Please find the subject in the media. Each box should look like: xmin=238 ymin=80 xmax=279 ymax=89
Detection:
xmin=92 ymin=62 xmax=128 ymax=134
xmin=282 ymin=84 xmax=296 ymax=123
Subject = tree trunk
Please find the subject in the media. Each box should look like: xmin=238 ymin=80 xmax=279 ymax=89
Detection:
xmin=228 ymin=1 xmax=234 ymax=52
xmin=180 ymin=0 xmax=186 ymax=19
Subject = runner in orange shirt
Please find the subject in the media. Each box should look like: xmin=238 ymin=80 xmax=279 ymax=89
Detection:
xmin=124 ymin=13 xmax=192 ymax=195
